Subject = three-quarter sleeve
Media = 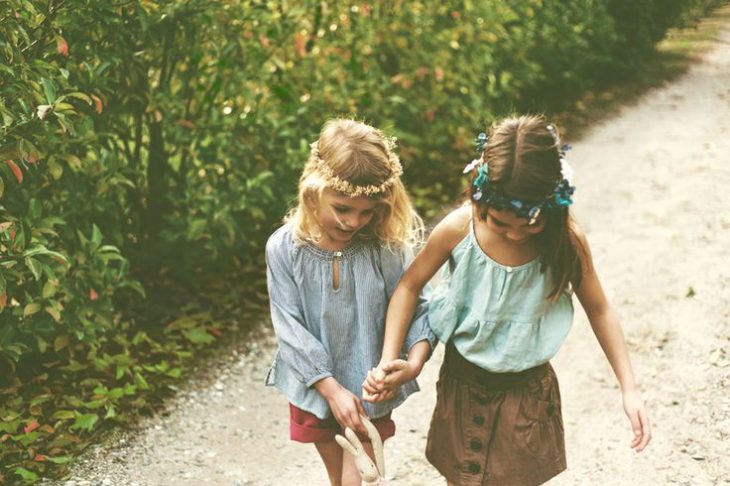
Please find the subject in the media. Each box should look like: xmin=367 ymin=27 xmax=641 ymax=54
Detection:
xmin=403 ymin=284 xmax=437 ymax=353
xmin=380 ymin=246 xmax=437 ymax=355
xmin=266 ymin=234 xmax=334 ymax=387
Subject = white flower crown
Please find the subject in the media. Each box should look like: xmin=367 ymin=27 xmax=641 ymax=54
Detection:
xmin=310 ymin=139 xmax=403 ymax=198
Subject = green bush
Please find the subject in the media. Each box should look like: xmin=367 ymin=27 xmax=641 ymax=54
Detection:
xmin=2 ymin=0 xmax=724 ymax=377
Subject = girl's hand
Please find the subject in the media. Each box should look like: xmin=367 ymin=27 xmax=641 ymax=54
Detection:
xmin=380 ymin=359 xmax=419 ymax=388
xmin=329 ymin=387 xmax=369 ymax=434
xmin=622 ymin=388 xmax=652 ymax=452
xmin=317 ymin=378 xmax=368 ymax=434
xmin=362 ymin=367 xmax=398 ymax=403
xmin=362 ymin=367 xmax=385 ymax=402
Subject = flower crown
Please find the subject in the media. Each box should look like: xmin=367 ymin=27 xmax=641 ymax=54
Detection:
xmin=310 ymin=135 xmax=403 ymax=198
xmin=463 ymin=124 xmax=576 ymax=224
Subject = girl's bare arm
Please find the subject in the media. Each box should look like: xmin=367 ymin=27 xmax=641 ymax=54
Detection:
xmin=573 ymin=227 xmax=652 ymax=451
xmin=379 ymin=206 xmax=470 ymax=364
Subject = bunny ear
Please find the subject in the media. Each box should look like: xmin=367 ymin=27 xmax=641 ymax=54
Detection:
xmin=335 ymin=433 xmax=358 ymax=457
xmin=344 ymin=427 xmax=365 ymax=455
xmin=361 ymin=416 xmax=385 ymax=477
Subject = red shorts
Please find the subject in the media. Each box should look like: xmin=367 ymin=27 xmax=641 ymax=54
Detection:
xmin=289 ymin=404 xmax=396 ymax=443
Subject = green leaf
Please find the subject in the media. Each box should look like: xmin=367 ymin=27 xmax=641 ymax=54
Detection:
xmin=0 ymin=420 xmax=20 ymax=433
xmin=60 ymin=154 xmax=82 ymax=170
xmin=69 ymin=413 xmax=98 ymax=432
xmin=50 ymin=410 xmax=75 ymax=420
xmin=182 ymin=327 xmax=214 ymax=345
xmin=41 ymin=78 xmax=57 ymax=104
xmin=46 ymin=455 xmax=73 ymax=464
xmin=23 ymin=302 xmax=41 ymax=318
xmin=24 ymin=257 xmax=42 ymax=280
xmin=48 ymin=158 xmax=63 ymax=180
xmin=0 ymin=176 xmax=4 ymax=199
xmin=64 ymin=92 xmax=93 ymax=105
xmin=36 ymin=335 xmax=47 ymax=353
xmin=29 ymin=393 xmax=53 ymax=407
xmin=91 ymin=224 xmax=102 ymax=247
xmin=166 ymin=367 xmax=182 ymax=378
xmin=105 ymin=405 xmax=117 ymax=419
xmin=134 ymin=371 xmax=149 ymax=390
xmin=42 ymin=280 xmax=56 ymax=299
xmin=14 ymin=467 xmax=38 ymax=481
xmin=46 ymin=305 xmax=61 ymax=323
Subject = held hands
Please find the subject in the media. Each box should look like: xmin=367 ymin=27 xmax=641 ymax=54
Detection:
xmin=622 ymin=388 xmax=652 ymax=452
xmin=362 ymin=359 xmax=421 ymax=403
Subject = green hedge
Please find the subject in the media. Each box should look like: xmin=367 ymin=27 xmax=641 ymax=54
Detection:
xmin=0 ymin=0 xmax=725 ymax=481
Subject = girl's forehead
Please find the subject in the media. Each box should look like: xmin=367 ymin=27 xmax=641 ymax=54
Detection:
xmin=324 ymin=188 xmax=379 ymax=210
xmin=487 ymin=208 xmax=530 ymax=224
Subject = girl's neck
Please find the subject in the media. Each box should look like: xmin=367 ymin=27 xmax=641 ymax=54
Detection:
xmin=310 ymin=233 xmax=359 ymax=252
xmin=315 ymin=238 xmax=351 ymax=251
xmin=473 ymin=219 xmax=540 ymax=267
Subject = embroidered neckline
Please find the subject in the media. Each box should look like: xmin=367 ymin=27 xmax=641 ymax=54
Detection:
xmin=302 ymin=240 xmax=365 ymax=260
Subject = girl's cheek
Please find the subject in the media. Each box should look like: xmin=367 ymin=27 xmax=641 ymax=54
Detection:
xmin=527 ymin=221 xmax=546 ymax=234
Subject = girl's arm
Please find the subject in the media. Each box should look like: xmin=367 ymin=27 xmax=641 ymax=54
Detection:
xmin=366 ymin=208 xmax=470 ymax=395
xmin=381 ymin=207 xmax=469 ymax=362
xmin=266 ymin=235 xmax=334 ymax=387
xmin=572 ymin=228 xmax=652 ymax=452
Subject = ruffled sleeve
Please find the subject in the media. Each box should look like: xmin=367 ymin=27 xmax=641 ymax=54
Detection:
xmin=265 ymin=229 xmax=334 ymax=387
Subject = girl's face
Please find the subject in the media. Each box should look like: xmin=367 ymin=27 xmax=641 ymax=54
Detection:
xmin=485 ymin=207 xmax=546 ymax=245
xmin=315 ymin=188 xmax=379 ymax=249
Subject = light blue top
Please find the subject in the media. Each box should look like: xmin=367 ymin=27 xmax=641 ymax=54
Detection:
xmin=265 ymin=224 xmax=436 ymax=420
xmin=428 ymin=223 xmax=574 ymax=372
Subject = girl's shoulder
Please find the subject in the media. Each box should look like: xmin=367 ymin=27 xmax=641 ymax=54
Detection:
xmin=265 ymin=224 xmax=298 ymax=259
xmin=427 ymin=205 xmax=472 ymax=253
xmin=266 ymin=223 xmax=291 ymax=245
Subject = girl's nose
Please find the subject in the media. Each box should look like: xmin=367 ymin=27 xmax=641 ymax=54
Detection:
xmin=342 ymin=216 xmax=358 ymax=229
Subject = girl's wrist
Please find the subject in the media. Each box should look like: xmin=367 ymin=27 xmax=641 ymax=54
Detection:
xmin=314 ymin=376 xmax=341 ymax=399
xmin=407 ymin=357 xmax=424 ymax=377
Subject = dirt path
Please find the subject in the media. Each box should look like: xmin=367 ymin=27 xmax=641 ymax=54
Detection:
xmin=59 ymin=14 xmax=730 ymax=486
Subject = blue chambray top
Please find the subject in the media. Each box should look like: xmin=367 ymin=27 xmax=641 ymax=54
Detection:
xmin=428 ymin=223 xmax=574 ymax=372
xmin=264 ymin=224 xmax=436 ymax=420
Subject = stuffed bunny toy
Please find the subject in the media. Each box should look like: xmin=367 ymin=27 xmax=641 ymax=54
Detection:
xmin=335 ymin=416 xmax=387 ymax=486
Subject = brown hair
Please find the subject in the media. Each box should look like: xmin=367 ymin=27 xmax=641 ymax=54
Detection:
xmin=286 ymin=119 xmax=423 ymax=249
xmin=471 ymin=114 xmax=584 ymax=299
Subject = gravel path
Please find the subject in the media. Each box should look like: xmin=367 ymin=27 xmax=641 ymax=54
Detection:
xmin=58 ymin=13 xmax=730 ymax=486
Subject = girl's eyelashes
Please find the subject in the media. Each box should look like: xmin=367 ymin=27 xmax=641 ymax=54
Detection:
xmin=332 ymin=206 xmax=375 ymax=216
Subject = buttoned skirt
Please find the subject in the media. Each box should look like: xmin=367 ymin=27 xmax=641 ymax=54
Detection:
xmin=426 ymin=343 xmax=566 ymax=486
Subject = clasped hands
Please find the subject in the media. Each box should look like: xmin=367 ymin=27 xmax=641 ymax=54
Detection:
xmin=361 ymin=359 xmax=420 ymax=403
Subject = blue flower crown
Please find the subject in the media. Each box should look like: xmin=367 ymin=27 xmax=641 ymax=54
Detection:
xmin=464 ymin=127 xmax=575 ymax=224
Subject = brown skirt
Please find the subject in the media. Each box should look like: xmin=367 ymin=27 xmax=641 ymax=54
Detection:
xmin=426 ymin=343 xmax=566 ymax=486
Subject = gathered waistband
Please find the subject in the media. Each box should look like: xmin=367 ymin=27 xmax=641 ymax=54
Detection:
xmin=442 ymin=342 xmax=550 ymax=390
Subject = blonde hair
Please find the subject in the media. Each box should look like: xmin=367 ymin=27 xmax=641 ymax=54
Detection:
xmin=285 ymin=119 xmax=423 ymax=249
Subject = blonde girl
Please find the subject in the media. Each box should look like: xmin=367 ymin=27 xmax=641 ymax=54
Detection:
xmin=364 ymin=115 xmax=651 ymax=485
xmin=265 ymin=119 xmax=435 ymax=486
